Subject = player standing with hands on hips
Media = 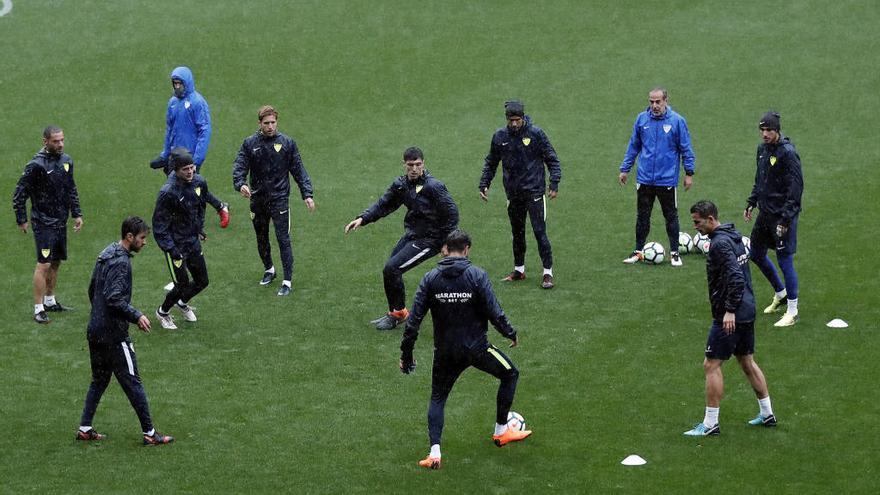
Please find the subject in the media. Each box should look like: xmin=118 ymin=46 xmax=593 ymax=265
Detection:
xmin=400 ymin=230 xmax=531 ymax=469
xmin=618 ymin=87 xmax=695 ymax=266
xmin=744 ymin=111 xmax=804 ymax=327
xmin=479 ymin=100 xmax=561 ymax=289
xmin=13 ymin=126 xmax=83 ymax=324
xmin=233 ymin=105 xmax=315 ymax=296
xmin=684 ymin=201 xmax=776 ymax=436
xmin=76 ymin=216 xmax=173 ymax=446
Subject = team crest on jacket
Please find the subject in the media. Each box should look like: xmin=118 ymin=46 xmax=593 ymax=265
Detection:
xmin=415 ymin=185 xmax=423 ymax=193
xmin=274 ymin=143 xmax=282 ymax=153
xmin=173 ymin=259 xmax=183 ymax=268
xmin=770 ymin=156 xmax=777 ymax=166
xmin=194 ymin=186 xmax=202 ymax=196
xmin=63 ymin=163 xmax=70 ymax=172
xmin=663 ymin=125 xmax=672 ymax=133
xmin=184 ymin=101 xmax=191 ymax=109
xmin=522 ymin=137 xmax=531 ymax=146
xmin=41 ymin=248 xmax=51 ymax=258
xmin=250 ymin=211 xmax=256 ymax=220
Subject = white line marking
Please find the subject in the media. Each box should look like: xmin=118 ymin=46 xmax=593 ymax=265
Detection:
xmin=0 ymin=1 xmax=12 ymax=17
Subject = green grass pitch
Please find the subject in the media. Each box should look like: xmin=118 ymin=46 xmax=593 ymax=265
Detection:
xmin=1 ymin=1 xmax=878 ymax=493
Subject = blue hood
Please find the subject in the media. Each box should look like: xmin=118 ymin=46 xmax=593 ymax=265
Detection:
xmin=171 ymin=66 xmax=196 ymax=97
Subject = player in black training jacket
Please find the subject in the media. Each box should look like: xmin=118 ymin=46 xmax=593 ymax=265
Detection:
xmin=400 ymin=230 xmax=531 ymax=470
xmin=233 ymin=105 xmax=315 ymax=296
xmin=344 ymin=147 xmax=459 ymax=330
xmin=152 ymin=150 xmax=226 ymax=330
xmin=13 ymin=126 xmax=83 ymax=324
xmin=76 ymin=216 xmax=173 ymax=446
xmin=479 ymin=100 xmax=562 ymax=289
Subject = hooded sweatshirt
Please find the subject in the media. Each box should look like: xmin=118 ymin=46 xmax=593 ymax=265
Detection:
xmin=13 ymin=147 xmax=82 ymax=228
xmin=480 ymin=115 xmax=562 ymax=198
xmin=401 ymin=257 xmax=517 ymax=358
xmin=360 ymin=171 xmax=459 ymax=243
xmin=705 ymin=223 xmax=756 ymax=323
xmin=162 ymin=66 xmax=212 ymax=167
xmin=87 ymin=242 xmax=143 ymax=344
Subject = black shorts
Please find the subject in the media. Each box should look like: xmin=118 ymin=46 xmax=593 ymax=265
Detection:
xmin=33 ymin=226 xmax=67 ymax=263
xmin=705 ymin=320 xmax=755 ymax=360
xmin=750 ymin=213 xmax=798 ymax=255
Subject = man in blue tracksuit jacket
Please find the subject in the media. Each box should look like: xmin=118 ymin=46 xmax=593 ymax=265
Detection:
xmin=399 ymin=230 xmax=531 ymax=470
xmin=151 ymin=66 xmax=211 ymax=173
xmin=684 ymin=200 xmax=776 ymax=437
xmin=743 ymin=111 xmax=804 ymax=327
xmin=77 ymin=216 xmax=173 ymax=446
xmin=480 ymin=100 xmax=562 ymax=289
xmin=345 ymin=147 xmax=459 ymax=330
xmin=619 ymin=87 xmax=696 ymax=266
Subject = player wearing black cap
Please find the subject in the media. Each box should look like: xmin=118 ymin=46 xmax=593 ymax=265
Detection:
xmin=152 ymin=149 xmax=226 ymax=329
xmin=76 ymin=216 xmax=174 ymax=446
xmin=400 ymin=230 xmax=531 ymax=469
xmin=479 ymin=100 xmax=562 ymax=289
xmin=13 ymin=126 xmax=83 ymax=324
xmin=743 ymin=110 xmax=804 ymax=327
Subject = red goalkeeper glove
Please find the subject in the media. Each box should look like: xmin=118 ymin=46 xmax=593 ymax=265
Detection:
xmin=218 ymin=203 xmax=230 ymax=228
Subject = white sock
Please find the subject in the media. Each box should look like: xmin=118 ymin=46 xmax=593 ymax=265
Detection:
xmin=177 ymin=300 xmax=187 ymax=308
xmin=514 ymin=265 xmax=525 ymax=274
xmin=758 ymin=397 xmax=773 ymax=417
xmin=144 ymin=428 xmax=155 ymax=436
xmin=265 ymin=266 xmax=275 ymax=274
xmin=282 ymin=280 xmax=291 ymax=287
xmin=775 ymin=289 xmax=787 ymax=300
xmin=35 ymin=303 xmax=45 ymax=314
xmin=44 ymin=295 xmax=56 ymax=306
xmin=787 ymin=298 xmax=798 ymax=315
xmin=494 ymin=423 xmax=507 ymax=436
xmin=79 ymin=426 xmax=92 ymax=433
xmin=429 ymin=444 xmax=441 ymax=458
xmin=543 ymin=267 xmax=553 ymax=276
xmin=703 ymin=407 xmax=720 ymax=427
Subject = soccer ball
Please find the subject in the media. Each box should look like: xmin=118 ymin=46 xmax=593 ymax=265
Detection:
xmin=742 ymin=236 xmax=751 ymax=257
xmin=694 ymin=233 xmax=710 ymax=254
xmin=507 ymin=411 xmax=526 ymax=431
xmin=678 ymin=232 xmax=694 ymax=254
xmin=642 ymin=241 xmax=665 ymax=264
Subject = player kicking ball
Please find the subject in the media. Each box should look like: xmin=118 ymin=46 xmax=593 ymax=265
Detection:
xmin=399 ymin=230 xmax=531 ymax=469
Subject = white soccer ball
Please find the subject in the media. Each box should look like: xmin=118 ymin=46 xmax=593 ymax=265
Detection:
xmin=678 ymin=232 xmax=694 ymax=254
xmin=642 ymin=241 xmax=665 ymax=264
xmin=507 ymin=411 xmax=526 ymax=431
xmin=694 ymin=233 xmax=710 ymax=254
xmin=742 ymin=236 xmax=751 ymax=257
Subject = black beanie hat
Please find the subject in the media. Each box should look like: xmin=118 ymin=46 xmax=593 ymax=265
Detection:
xmin=169 ymin=147 xmax=194 ymax=170
xmin=505 ymin=100 xmax=525 ymax=118
xmin=759 ymin=111 xmax=781 ymax=131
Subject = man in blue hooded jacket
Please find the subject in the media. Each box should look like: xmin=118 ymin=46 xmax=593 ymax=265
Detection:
xmin=150 ymin=66 xmax=212 ymax=173
xmin=619 ymin=87 xmax=696 ymax=266
xmin=400 ymin=230 xmax=531 ymax=469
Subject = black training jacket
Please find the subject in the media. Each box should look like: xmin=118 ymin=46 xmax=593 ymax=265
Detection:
xmin=401 ymin=257 xmax=516 ymax=357
xmin=87 ymin=243 xmax=143 ymax=344
xmin=232 ymin=131 xmax=313 ymax=203
xmin=153 ymin=174 xmax=218 ymax=258
xmin=705 ymin=224 xmax=756 ymax=323
xmin=746 ymin=135 xmax=803 ymax=224
xmin=360 ymin=171 xmax=459 ymax=242
xmin=480 ymin=115 xmax=561 ymax=198
xmin=13 ymin=148 xmax=82 ymax=228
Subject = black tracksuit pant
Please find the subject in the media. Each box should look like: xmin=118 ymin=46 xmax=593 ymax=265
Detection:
xmin=635 ymin=184 xmax=680 ymax=252
xmin=161 ymin=251 xmax=209 ymax=312
xmin=251 ymin=199 xmax=294 ymax=281
xmin=427 ymin=345 xmax=519 ymax=445
xmin=507 ymin=193 xmax=553 ymax=269
xmin=80 ymin=340 xmax=154 ymax=433
xmin=383 ymin=235 xmax=441 ymax=312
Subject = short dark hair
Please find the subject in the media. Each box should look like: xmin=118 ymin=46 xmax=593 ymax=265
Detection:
xmin=121 ymin=216 xmax=150 ymax=239
xmin=690 ymin=200 xmax=718 ymax=219
xmin=258 ymin=105 xmax=278 ymax=121
xmin=43 ymin=125 xmax=63 ymax=139
xmin=444 ymin=229 xmax=472 ymax=252
xmin=403 ymin=147 xmax=423 ymax=162
xmin=649 ymin=87 xmax=668 ymax=99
